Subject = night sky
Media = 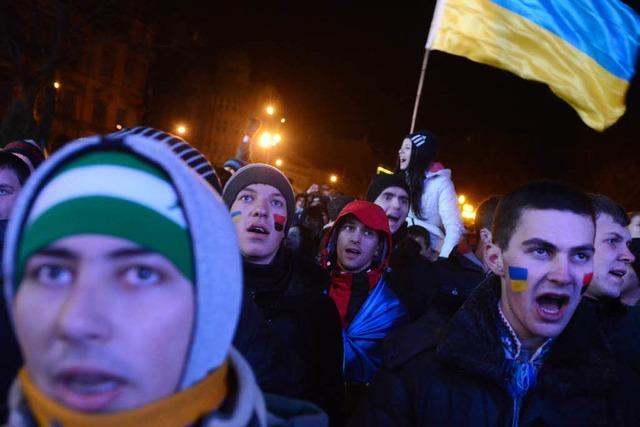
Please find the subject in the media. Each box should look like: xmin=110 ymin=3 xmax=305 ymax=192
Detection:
xmin=158 ymin=1 xmax=640 ymax=207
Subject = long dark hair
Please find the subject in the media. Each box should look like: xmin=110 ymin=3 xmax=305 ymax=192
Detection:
xmin=395 ymin=131 xmax=439 ymax=220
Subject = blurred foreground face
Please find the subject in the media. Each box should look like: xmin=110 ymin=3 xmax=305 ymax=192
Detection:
xmin=0 ymin=167 xmax=22 ymax=220
xmin=629 ymin=215 xmax=640 ymax=239
xmin=14 ymin=234 xmax=194 ymax=413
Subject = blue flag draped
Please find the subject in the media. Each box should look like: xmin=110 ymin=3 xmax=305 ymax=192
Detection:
xmin=343 ymin=279 xmax=409 ymax=383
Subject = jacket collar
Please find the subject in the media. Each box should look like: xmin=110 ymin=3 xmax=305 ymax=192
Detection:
xmin=436 ymin=275 xmax=617 ymax=396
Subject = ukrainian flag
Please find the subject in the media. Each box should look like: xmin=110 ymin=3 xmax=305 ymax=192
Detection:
xmin=427 ymin=0 xmax=640 ymax=131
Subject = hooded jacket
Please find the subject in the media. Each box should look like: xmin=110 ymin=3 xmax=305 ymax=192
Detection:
xmin=321 ymin=201 xmax=408 ymax=384
xmin=2 ymin=135 xmax=326 ymax=426
xmin=406 ymin=164 xmax=464 ymax=258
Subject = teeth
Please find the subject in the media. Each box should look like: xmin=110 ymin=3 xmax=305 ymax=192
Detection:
xmin=66 ymin=377 xmax=119 ymax=394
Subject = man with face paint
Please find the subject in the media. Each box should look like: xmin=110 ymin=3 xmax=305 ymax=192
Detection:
xmin=3 ymin=134 xmax=328 ymax=426
xmin=223 ymin=164 xmax=344 ymax=425
xmin=353 ymin=181 xmax=638 ymax=425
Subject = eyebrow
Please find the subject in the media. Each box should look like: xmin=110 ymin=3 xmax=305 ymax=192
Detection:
xmin=241 ymin=187 xmax=285 ymax=199
xmin=521 ymin=238 xmax=594 ymax=253
xmin=31 ymin=246 xmax=155 ymax=260
xmin=604 ymin=232 xmax=624 ymax=240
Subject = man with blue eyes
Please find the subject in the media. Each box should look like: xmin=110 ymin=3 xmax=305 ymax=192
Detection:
xmin=223 ymin=164 xmax=344 ymax=425
xmin=353 ymin=181 xmax=635 ymax=425
xmin=3 ymin=135 xmax=326 ymax=426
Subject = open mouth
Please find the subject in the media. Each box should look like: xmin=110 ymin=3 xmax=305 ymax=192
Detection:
xmin=536 ymin=293 xmax=569 ymax=319
xmin=247 ymin=225 xmax=269 ymax=235
xmin=387 ymin=214 xmax=399 ymax=222
xmin=609 ymin=269 xmax=626 ymax=279
xmin=345 ymin=247 xmax=362 ymax=256
xmin=57 ymin=372 xmax=123 ymax=395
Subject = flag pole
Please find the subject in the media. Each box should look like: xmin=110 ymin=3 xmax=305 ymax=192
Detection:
xmin=410 ymin=48 xmax=432 ymax=133
xmin=411 ymin=0 xmax=445 ymax=133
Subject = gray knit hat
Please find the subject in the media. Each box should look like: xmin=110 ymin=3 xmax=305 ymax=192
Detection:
xmin=222 ymin=163 xmax=294 ymax=231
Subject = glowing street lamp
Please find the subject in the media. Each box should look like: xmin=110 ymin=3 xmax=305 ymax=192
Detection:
xmin=280 ymin=118 xmax=286 ymax=123
xmin=462 ymin=203 xmax=474 ymax=213
xmin=53 ymin=81 xmax=61 ymax=89
xmin=458 ymin=194 xmax=466 ymax=204
xmin=259 ymin=131 xmax=272 ymax=148
xmin=115 ymin=124 xmax=123 ymax=130
xmin=330 ymin=174 xmax=338 ymax=184
xmin=275 ymin=159 xmax=283 ymax=167
xmin=266 ymin=105 xmax=275 ymax=115
xmin=176 ymin=124 xmax=187 ymax=136
xmin=273 ymin=133 xmax=282 ymax=144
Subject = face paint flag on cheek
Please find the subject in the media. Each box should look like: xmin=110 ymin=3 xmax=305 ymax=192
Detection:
xmin=581 ymin=272 xmax=593 ymax=294
xmin=231 ymin=211 xmax=241 ymax=223
xmin=508 ymin=266 xmax=528 ymax=292
xmin=274 ymin=214 xmax=286 ymax=232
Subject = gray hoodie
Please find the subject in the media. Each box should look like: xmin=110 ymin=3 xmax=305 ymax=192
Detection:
xmin=2 ymin=134 xmax=325 ymax=426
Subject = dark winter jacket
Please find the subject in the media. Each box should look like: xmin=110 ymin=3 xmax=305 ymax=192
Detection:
xmin=353 ymin=275 xmax=631 ymax=426
xmin=0 ymin=291 xmax=21 ymax=424
xmin=242 ymin=248 xmax=344 ymax=426
xmin=430 ymin=251 xmax=487 ymax=319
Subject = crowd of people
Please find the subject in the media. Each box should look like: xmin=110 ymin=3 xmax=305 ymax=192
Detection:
xmin=0 ymin=125 xmax=639 ymax=426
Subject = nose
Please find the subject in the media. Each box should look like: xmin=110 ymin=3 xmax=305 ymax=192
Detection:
xmin=250 ymin=198 xmax=269 ymax=218
xmin=349 ymin=230 xmax=362 ymax=244
xmin=55 ymin=272 xmax=110 ymax=343
xmin=547 ymin=256 xmax=572 ymax=285
xmin=620 ymin=244 xmax=635 ymax=264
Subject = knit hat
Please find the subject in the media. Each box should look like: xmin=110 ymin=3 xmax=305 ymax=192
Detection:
xmin=405 ymin=130 xmax=438 ymax=169
xmin=111 ymin=126 xmax=222 ymax=194
xmin=365 ymin=173 xmax=410 ymax=203
xmin=222 ymin=163 xmax=295 ymax=231
xmin=4 ymin=134 xmax=243 ymax=391
xmin=223 ymin=158 xmax=247 ymax=173
xmin=15 ymin=150 xmax=194 ymax=284
xmin=4 ymin=139 xmax=45 ymax=173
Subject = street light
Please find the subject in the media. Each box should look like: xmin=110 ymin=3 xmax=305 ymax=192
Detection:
xmin=53 ymin=81 xmax=61 ymax=89
xmin=458 ymin=194 xmax=466 ymax=204
xmin=266 ymin=105 xmax=275 ymax=115
xmin=176 ymin=124 xmax=187 ymax=136
xmin=330 ymin=174 xmax=338 ymax=184
xmin=280 ymin=118 xmax=286 ymax=123
xmin=273 ymin=133 xmax=282 ymax=144
xmin=259 ymin=132 xmax=272 ymax=148
xmin=115 ymin=124 xmax=123 ymax=130
xmin=275 ymin=159 xmax=283 ymax=167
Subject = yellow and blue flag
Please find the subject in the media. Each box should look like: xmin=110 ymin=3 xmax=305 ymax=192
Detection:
xmin=427 ymin=0 xmax=640 ymax=131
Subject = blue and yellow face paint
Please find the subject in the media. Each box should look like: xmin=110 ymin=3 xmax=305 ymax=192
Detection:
xmin=230 ymin=210 xmax=241 ymax=223
xmin=508 ymin=266 xmax=528 ymax=292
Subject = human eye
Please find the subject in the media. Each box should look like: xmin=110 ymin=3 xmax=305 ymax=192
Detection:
xmin=30 ymin=264 xmax=73 ymax=286
xmin=271 ymin=198 xmax=285 ymax=208
xmin=237 ymin=192 xmax=253 ymax=203
xmin=122 ymin=265 xmax=162 ymax=287
xmin=571 ymin=251 xmax=592 ymax=263
xmin=530 ymin=247 xmax=551 ymax=259
xmin=605 ymin=237 xmax=620 ymax=248
xmin=0 ymin=187 xmax=12 ymax=196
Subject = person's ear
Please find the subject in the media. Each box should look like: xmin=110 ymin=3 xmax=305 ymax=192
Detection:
xmin=479 ymin=228 xmax=492 ymax=246
xmin=486 ymin=243 xmax=505 ymax=276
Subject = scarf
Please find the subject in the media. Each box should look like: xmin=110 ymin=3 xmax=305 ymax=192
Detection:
xmin=19 ymin=361 xmax=228 ymax=427
xmin=497 ymin=304 xmax=552 ymax=400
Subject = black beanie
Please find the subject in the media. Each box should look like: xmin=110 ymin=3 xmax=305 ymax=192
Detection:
xmin=222 ymin=163 xmax=295 ymax=231
xmin=365 ymin=174 xmax=410 ymax=202
xmin=406 ymin=130 xmax=438 ymax=168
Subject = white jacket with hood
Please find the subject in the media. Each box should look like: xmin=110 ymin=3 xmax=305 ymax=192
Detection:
xmin=407 ymin=166 xmax=464 ymax=258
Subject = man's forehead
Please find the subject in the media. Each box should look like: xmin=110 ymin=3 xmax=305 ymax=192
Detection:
xmin=242 ymin=183 xmax=284 ymax=198
xmin=596 ymin=213 xmax=631 ymax=238
xmin=379 ymin=187 xmax=409 ymax=198
xmin=511 ymin=208 xmax=595 ymax=246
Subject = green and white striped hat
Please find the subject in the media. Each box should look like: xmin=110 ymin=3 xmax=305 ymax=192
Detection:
xmin=16 ymin=150 xmax=194 ymax=283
